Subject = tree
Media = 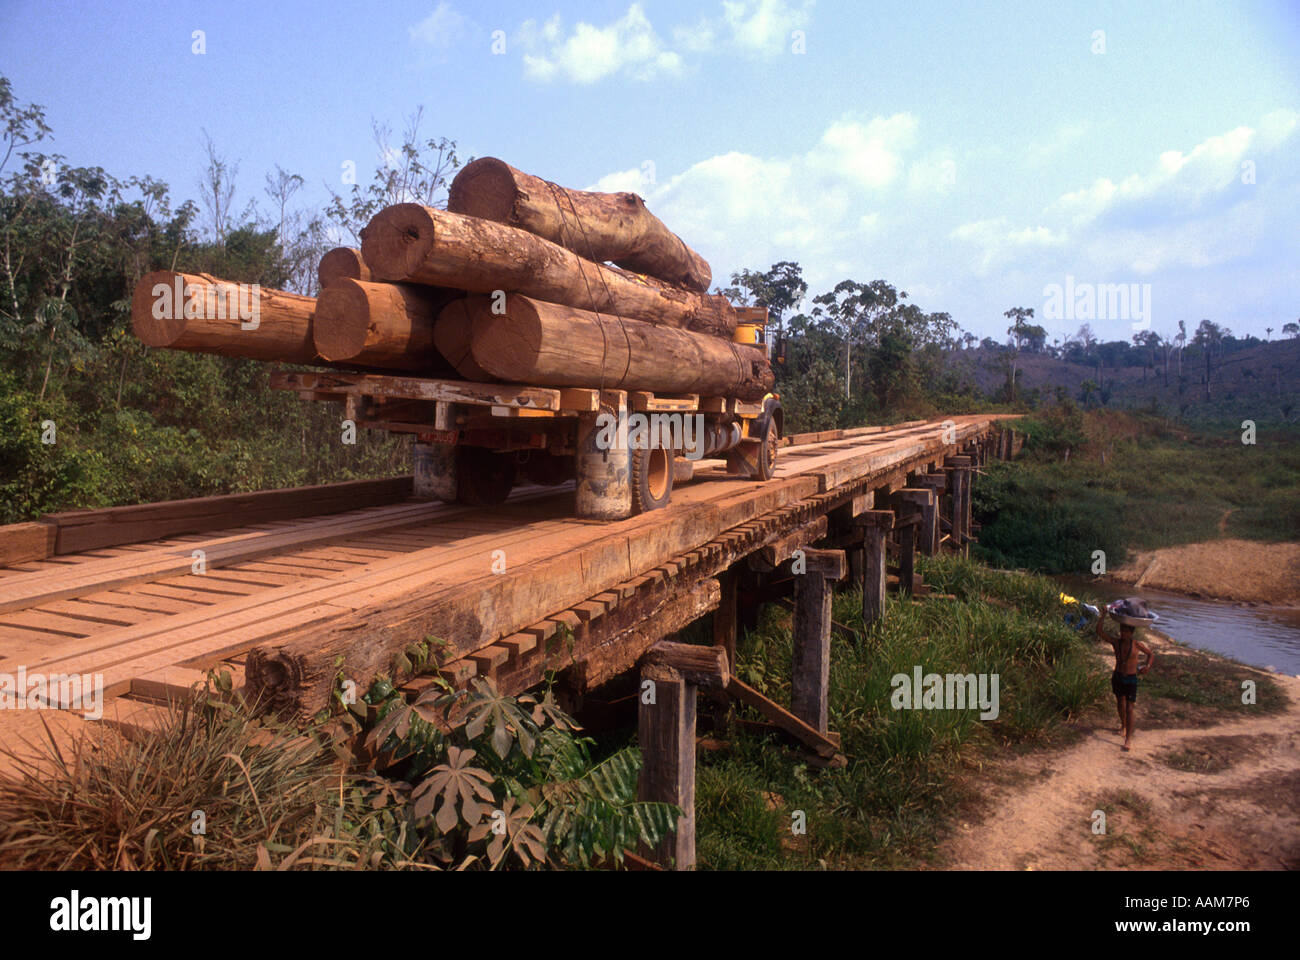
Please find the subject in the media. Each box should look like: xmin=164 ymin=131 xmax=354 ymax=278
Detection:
xmin=722 ymin=260 xmax=807 ymax=339
xmin=1132 ymin=330 xmax=1160 ymax=383
xmin=810 ymin=279 xmax=903 ymax=401
xmin=326 ymin=108 xmax=459 ymax=243
xmin=1284 ymin=321 xmax=1300 ymax=339
xmin=1266 ymin=326 xmax=1273 ymax=341
xmin=196 ymin=131 xmax=250 ymax=243
xmin=1003 ymin=306 xmax=1035 ymax=403
xmin=1192 ymin=319 xmax=1224 ymax=400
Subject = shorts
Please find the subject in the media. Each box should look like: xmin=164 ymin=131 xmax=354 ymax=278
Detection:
xmin=1111 ymin=671 xmax=1138 ymax=702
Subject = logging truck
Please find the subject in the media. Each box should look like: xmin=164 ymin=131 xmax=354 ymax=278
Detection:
xmin=134 ymin=158 xmax=783 ymax=520
xmin=269 ymin=306 xmax=782 ymax=521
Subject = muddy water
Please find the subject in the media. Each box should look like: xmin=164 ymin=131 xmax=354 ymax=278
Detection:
xmin=1055 ymin=575 xmax=1300 ymax=676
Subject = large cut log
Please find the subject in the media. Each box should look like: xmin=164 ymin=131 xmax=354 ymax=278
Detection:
xmin=456 ymin=294 xmax=774 ymax=400
xmin=313 ymin=277 xmax=460 ymax=375
xmin=448 ymin=157 xmax=711 ymax=293
xmin=432 ymin=302 xmax=493 ymax=382
xmin=360 ymin=204 xmax=736 ymax=338
xmin=317 ymin=247 xmax=371 ymax=288
xmin=132 ymin=270 xmax=318 ymax=363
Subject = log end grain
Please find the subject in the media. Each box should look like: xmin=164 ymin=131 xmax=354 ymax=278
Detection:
xmin=317 ymin=246 xmax=371 ymax=289
xmin=131 ymin=269 xmax=189 ymax=346
xmin=360 ymin=203 xmax=439 ymax=282
xmin=313 ymin=278 xmax=374 ymax=360
xmin=466 ymin=295 xmax=546 ymax=384
xmin=448 ymin=156 xmax=520 ymax=224
xmin=434 ymin=299 xmax=496 ymax=382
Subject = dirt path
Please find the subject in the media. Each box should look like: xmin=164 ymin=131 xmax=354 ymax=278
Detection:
xmin=1217 ymin=508 xmax=1234 ymax=535
xmin=942 ymin=636 xmax=1300 ymax=870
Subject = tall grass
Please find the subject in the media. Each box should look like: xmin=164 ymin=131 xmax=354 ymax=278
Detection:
xmin=0 ymin=698 xmax=398 ymax=870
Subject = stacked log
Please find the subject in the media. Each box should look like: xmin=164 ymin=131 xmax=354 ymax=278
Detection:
xmin=448 ymin=157 xmax=711 ymax=292
xmin=130 ymin=158 xmax=774 ymax=402
xmin=312 ymin=277 xmax=460 ymax=375
xmin=359 ymin=204 xmax=736 ymax=338
xmin=454 ymin=294 xmax=773 ymax=400
xmin=317 ymin=247 xmax=371 ymax=288
xmin=131 ymin=270 xmax=319 ymax=364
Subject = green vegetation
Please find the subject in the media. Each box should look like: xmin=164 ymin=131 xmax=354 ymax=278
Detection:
xmin=974 ymin=405 xmax=1300 ymax=573
xmin=0 ymin=693 xmax=367 ymax=869
xmin=0 ymin=675 xmax=675 ymax=870
xmin=0 ymin=77 xmax=430 ymax=522
xmin=695 ymin=556 xmax=1106 ymax=869
xmin=358 ymin=675 xmax=678 ymax=869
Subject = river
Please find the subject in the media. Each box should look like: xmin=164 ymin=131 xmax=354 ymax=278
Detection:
xmin=1055 ymin=575 xmax=1300 ymax=676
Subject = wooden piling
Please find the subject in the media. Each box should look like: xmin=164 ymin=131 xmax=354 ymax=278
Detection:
xmin=791 ymin=548 xmax=846 ymax=734
xmin=638 ymin=663 xmax=696 ymax=869
xmin=853 ymin=511 xmax=894 ymax=628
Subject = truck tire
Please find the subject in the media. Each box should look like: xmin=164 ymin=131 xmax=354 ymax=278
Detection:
xmin=755 ymin=415 xmax=779 ymax=480
xmin=456 ymin=447 xmax=516 ymax=506
xmin=631 ymin=446 xmax=673 ymax=513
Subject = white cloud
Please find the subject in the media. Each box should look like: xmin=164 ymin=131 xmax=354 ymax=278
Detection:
xmin=580 ymin=110 xmax=1296 ymax=342
xmin=809 ymin=114 xmax=916 ymax=189
xmin=948 ymin=111 xmax=1299 ymax=282
xmin=409 ymin=2 xmax=472 ymax=56
xmin=518 ymin=4 xmax=682 ymax=84
xmin=587 ymin=166 xmax=654 ymax=194
xmin=596 ymin=113 xmax=916 ymax=278
xmin=949 ymin=219 xmax=1066 ymax=275
xmin=672 ymin=18 xmax=717 ymax=53
xmin=516 ymin=0 xmax=814 ymax=84
xmin=722 ymin=0 xmax=813 ymax=54
xmin=1047 ymin=113 xmax=1299 ymax=227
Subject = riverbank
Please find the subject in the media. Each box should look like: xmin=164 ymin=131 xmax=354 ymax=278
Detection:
xmin=941 ymin=628 xmax=1299 ymax=869
xmin=1109 ymin=538 xmax=1300 ymax=606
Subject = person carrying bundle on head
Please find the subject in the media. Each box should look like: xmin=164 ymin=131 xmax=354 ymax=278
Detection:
xmin=1096 ymin=598 xmax=1157 ymax=752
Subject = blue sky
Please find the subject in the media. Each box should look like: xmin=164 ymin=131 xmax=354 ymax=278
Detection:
xmin=2 ymin=0 xmax=1297 ymax=343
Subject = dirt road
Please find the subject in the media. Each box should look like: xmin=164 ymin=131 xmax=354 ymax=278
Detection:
xmin=942 ymin=632 xmax=1300 ymax=870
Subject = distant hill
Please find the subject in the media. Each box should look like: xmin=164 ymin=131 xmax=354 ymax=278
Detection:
xmin=941 ymin=337 xmax=1300 ymax=422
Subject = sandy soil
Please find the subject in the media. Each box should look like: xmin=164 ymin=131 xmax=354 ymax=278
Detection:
xmin=941 ymin=631 xmax=1300 ymax=870
xmin=1110 ymin=538 xmax=1300 ymax=605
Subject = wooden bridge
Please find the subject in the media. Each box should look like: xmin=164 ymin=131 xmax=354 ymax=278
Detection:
xmin=0 ymin=414 xmax=1021 ymax=867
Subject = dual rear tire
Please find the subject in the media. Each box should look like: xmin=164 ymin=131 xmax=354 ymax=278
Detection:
xmin=631 ymin=446 xmax=673 ymax=514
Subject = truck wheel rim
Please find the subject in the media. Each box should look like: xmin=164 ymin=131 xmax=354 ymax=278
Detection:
xmin=647 ymin=448 xmax=671 ymax=501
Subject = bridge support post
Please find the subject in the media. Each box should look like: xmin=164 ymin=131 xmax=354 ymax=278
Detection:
xmin=946 ymin=456 xmax=972 ymax=558
xmin=791 ymin=548 xmax=846 ymax=734
xmin=897 ymin=518 xmax=916 ymax=595
xmin=637 ymin=642 xmax=729 ymax=870
xmin=854 ymin=511 xmax=894 ymax=628
xmin=710 ymin=570 xmax=739 ymax=732
xmin=638 ymin=663 xmax=696 ymax=869
xmin=896 ymin=488 xmax=938 ymax=556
